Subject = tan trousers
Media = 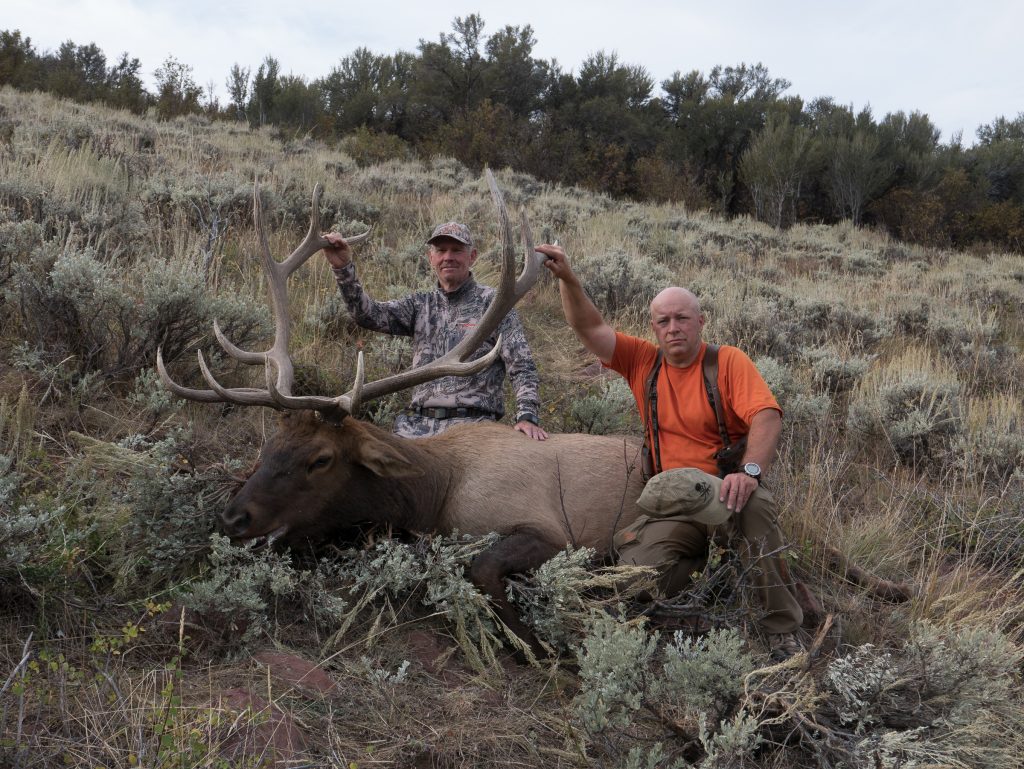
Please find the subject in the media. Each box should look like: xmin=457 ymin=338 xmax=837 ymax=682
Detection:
xmin=614 ymin=475 xmax=803 ymax=634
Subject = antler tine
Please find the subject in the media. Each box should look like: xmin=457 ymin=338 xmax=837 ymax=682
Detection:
xmin=157 ymin=346 xmax=225 ymax=403
xmin=213 ymin=319 xmax=265 ymax=365
xmin=516 ymin=208 xmax=543 ymax=297
xmin=196 ymin=349 xmax=277 ymax=407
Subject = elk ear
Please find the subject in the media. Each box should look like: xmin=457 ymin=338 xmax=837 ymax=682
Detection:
xmin=352 ymin=434 xmax=423 ymax=478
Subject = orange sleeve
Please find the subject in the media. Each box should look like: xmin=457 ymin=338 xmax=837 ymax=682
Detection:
xmin=719 ymin=346 xmax=782 ymax=432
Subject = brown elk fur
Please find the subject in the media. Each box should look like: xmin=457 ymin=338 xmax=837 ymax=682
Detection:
xmin=221 ymin=413 xmax=647 ymax=653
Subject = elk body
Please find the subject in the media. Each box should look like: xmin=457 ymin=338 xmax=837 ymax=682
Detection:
xmin=158 ymin=171 xmax=644 ymax=653
xmin=223 ymin=414 xmax=645 ymax=648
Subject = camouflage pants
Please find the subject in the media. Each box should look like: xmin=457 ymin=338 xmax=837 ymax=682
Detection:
xmin=393 ymin=412 xmax=497 ymax=438
xmin=614 ymin=480 xmax=803 ymax=634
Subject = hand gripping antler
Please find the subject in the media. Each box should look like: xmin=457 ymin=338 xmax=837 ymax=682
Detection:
xmin=156 ymin=169 xmax=542 ymax=417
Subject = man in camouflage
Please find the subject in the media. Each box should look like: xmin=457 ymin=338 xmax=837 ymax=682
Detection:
xmin=321 ymin=222 xmax=548 ymax=440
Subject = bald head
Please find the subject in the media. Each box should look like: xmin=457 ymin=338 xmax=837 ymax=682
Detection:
xmin=650 ymin=287 xmax=702 ymax=319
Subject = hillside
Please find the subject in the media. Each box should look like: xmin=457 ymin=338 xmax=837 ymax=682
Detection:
xmin=1 ymin=87 xmax=1022 ymax=768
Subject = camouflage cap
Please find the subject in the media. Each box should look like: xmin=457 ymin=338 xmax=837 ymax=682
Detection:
xmin=637 ymin=468 xmax=731 ymax=525
xmin=427 ymin=221 xmax=473 ymax=246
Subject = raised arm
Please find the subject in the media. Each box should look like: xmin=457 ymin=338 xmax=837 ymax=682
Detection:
xmin=538 ymin=244 xmax=617 ymax=364
xmin=323 ymin=233 xmax=417 ymax=336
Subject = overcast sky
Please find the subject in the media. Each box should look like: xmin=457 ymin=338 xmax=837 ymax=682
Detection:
xmin=6 ymin=0 xmax=1022 ymax=144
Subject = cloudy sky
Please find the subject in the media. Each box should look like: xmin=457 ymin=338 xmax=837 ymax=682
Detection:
xmin=7 ymin=0 xmax=1022 ymax=144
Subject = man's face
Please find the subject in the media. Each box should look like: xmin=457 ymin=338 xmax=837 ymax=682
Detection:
xmin=428 ymin=238 xmax=477 ymax=291
xmin=650 ymin=290 xmax=705 ymax=366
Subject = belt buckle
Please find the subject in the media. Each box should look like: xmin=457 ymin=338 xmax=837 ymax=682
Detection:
xmin=433 ymin=407 xmax=448 ymax=419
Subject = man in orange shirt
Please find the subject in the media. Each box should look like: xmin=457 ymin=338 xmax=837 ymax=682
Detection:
xmin=539 ymin=244 xmax=803 ymax=660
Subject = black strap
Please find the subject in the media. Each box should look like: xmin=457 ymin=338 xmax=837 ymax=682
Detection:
xmin=407 ymin=406 xmax=497 ymax=420
xmin=702 ymin=344 xmax=733 ymax=451
xmin=642 ymin=351 xmax=664 ymax=479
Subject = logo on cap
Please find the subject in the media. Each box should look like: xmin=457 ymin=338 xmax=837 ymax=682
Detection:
xmin=427 ymin=222 xmax=473 ymax=246
xmin=637 ymin=467 xmax=733 ymax=526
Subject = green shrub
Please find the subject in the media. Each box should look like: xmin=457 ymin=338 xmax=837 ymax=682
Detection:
xmin=339 ymin=127 xmax=413 ymax=168
xmin=805 ymin=346 xmax=873 ymax=393
xmin=578 ymin=249 xmax=672 ymax=316
xmin=827 ymin=622 xmax=1024 ymax=767
xmin=8 ymin=247 xmax=269 ymax=386
xmin=567 ymin=378 xmax=637 ymax=435
xmin=574 ymin=611 xmax=658 ymax=732
xmin=113 ymin=430 xmax=225 ymax=590
xmin=846 ymin=351 xmax=963 ymax=468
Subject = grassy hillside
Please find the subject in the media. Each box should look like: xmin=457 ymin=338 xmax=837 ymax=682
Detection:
xmin=1 ymin=86 xmax=1022 ymax=768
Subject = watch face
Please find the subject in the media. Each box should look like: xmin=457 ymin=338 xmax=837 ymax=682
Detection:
xmin=743 ymin=462 xmax=761 ymax=476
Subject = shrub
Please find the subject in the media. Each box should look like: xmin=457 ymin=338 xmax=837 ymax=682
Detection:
xmin=574 ymin=611 xmax=658 ymax=732
xmin=8 ymin=247 xmax=269 ymax=387
xmin=0 ymin=219 xmax=42 ymax=290
xmin=846 ymin=348 xmax=963 ymax=468
xmin=577 ymin=249 xmax=672 ymax=316
xmin=827 ymin=622 xmax=1024 ymax=767
xmin=339 ymin=127 xmax=413 ymax=168
xmin=656 ymin=628 xmax=755 ymax=716
xmin=566 ymin=378 xmax=638 ymax=435
xmin=111 ymin=430 xmax=226 ymax=590
xmin=955 ymin=392 xmax=1024 ymax=482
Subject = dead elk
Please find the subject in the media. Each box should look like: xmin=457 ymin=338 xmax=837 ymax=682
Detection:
xmin=157 ymin=174 xmax=911 ymax=659
xmin=157 ymin=172 xmax=647 ymax=656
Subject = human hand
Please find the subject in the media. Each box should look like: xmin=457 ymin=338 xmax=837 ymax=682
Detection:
xmin=514 ymin=421 xmax=549 ymax=441
xmin=720 ymin=472 xmax=759 ymax=513
xmin=536 ymin=243 xmax=574 ymax=282
xmin=321 ymin=232 xmax=351 ymax=268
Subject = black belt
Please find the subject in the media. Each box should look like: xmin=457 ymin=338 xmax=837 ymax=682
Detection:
xmin=406 ymin=406 xmax=498 ymax=420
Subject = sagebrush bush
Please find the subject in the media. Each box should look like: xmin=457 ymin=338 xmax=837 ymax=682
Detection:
xmin=110 ymin=430 xmax=226 ymax=589
xmin=846 ymin=349 xmax=963 ymax=468
xmin=0 ymin=452 xmax=90 ymax=599
xmin=805 ymin=346 xmax=873 ymax=393
xmin=752 ymin=354 xmax=832 ymax=425
xmin=574 ymin=611 xmax=658 ymax=732
xmin=339 ymin=127 xmax=414 ymax=168
xmin=335 ymin=534 xmax=517 ymax=667
xmin=955 ymin=392 xmax=1024 ymax=481
xmin=186 ymin=541 xmax=352 ymax=649
xmin=8 ymin=247 xmax=269 ymax=386
xmin=577 ymin=248 xmax=672 ymax=316
xmin=657 ymin=628 xmax=755 ymax=717
xmin=566 ymin=378 xmax=637 ymax=435
xmin=826 ymin=622 xmax=1024 ymax=767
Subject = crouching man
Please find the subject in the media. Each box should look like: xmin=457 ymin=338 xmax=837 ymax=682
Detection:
xmin=539 ymin=243 xmax=803 ymax=660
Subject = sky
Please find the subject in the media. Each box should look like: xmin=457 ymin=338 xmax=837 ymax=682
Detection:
xmin=6 ymin=0 xmax=1022 ymax=144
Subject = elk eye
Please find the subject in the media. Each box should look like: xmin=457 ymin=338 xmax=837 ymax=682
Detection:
xmin=308 ymin=455 xmax=332 ymax=472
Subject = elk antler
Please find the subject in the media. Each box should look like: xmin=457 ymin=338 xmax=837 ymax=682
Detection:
xmin=157 ymin=169 xmax=543 ymax=417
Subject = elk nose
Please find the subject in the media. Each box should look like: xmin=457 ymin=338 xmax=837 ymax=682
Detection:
xmin=219 ymin=504 xmax=252 ymax=538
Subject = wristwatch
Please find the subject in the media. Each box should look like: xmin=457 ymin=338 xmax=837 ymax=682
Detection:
xmin=742 ymin=462 xmax=762 ymax=484
xmin=517 ymin=413 xmax=539 ymax=426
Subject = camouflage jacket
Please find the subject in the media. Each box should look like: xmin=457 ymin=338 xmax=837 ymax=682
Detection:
xmin=332 ymin=263 xmax=541 ymax=424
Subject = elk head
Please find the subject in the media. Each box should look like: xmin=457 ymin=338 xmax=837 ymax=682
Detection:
xmin=157 ymin=171 xmax=542 ymax=545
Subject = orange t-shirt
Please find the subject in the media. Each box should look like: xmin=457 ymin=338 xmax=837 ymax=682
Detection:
xmin=606 ymin=333 xmax=781 ymax=476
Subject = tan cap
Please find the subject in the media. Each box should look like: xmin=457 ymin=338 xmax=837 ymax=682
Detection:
xmin=427 ymin=221 xmax=473 ymax=246
xmin=637 ymin=468 xmax=731 ymax=525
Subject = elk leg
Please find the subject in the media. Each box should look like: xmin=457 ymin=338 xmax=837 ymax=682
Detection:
xmin=469 ymin=531 xmax=560 ymax=659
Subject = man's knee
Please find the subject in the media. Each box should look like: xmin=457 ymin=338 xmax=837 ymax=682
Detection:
xmin=735 ymin=486 xmax=784 ymax=541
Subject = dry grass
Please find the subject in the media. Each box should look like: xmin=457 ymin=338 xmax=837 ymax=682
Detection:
xmin=2 ymin=86 xmax=1023 ymax=767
